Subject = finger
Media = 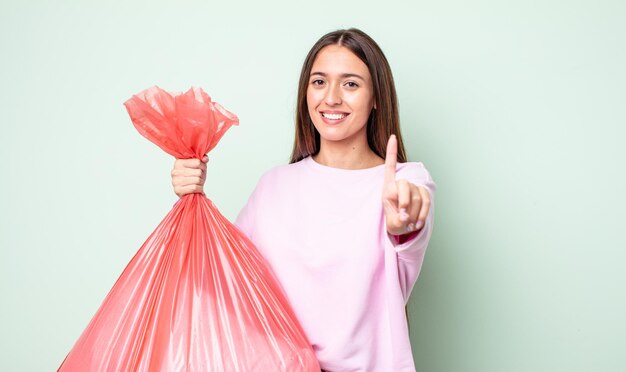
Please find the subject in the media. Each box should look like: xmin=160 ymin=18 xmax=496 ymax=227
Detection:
xmin=179 ymin=158 xmax=204 ymax=169
xmin=202 ymin=155 xmax=209 ymax=163
xmin=383 ymin=134 xmax=398 ymax=189
xmin=178 ymin=184 xmax=204 ymax=197
xmin=397 ymin=179 xmax=411 ymax=222
xmin=173 ymin=159 xmax=200 ymax=178
xmin=172 ymin=174 xmax=202 ymax=187
xmin=408 ymin=184 xmax=422 ymax=227
xmin=414 ymin=186 xmax=431 ymax=231
xmin=172 ymin=167 xmax=204 ymax=178
xmin=179 ymin=176 xmax=203 ymax=187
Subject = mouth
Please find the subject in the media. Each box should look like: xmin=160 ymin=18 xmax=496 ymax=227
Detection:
xmin=320 ymin=111 xmax=350 ymax=124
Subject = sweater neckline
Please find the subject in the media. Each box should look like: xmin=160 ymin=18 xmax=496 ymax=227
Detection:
xmin=303 ymin=156 xmax=386 ymax=175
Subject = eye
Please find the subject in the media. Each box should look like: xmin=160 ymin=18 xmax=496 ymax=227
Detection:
xmin=345 ymin=81 xmax=359 ymax=88
xmin=311 ymin=79 xmax=325 ymax=86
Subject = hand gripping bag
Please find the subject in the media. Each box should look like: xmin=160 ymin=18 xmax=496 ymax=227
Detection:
xmin=58 ymin=86 xmax=320 ymax=372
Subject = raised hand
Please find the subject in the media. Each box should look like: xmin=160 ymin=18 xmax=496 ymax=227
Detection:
xmin=382 ymin=135 xmax=431 ymax=236
xmin=171 ymin=155 xmax=208 ymax=197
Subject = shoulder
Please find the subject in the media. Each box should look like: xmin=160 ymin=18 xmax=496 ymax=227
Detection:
xmin=395 ymin=161 xmax=433 ymax=180
xmin=395 ymin=161 xmax=436 ymax=193
xmin=252 ymin=158 xmax=308 ymax=193
xmin=259 ymin=159 xmax=305 ymax=181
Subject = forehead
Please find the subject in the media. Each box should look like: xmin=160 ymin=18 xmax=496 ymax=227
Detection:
xmin=311 ymin=45 xmax=371 ymax=78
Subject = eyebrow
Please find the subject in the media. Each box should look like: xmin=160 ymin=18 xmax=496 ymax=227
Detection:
xmin=310 ymin=71 xmax=366 ymax=81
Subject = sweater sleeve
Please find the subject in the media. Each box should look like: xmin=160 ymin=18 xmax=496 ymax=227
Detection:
xmin=234 ymin=174 xmax=266 ymax=241
xmin=385 ymin=162 xmax=436 ymax=301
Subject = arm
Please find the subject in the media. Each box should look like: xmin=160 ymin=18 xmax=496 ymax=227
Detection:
xmin=382 ymin=136 xmax=436 ymax=299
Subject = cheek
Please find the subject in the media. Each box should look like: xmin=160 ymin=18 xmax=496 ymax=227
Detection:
xmin=349 ymin=92 xmax=374 ymax=115
xmin=306 ymin=88 xmax=323 ymax=107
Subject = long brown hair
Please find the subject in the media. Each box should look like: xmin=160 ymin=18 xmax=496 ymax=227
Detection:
xmin=290 ymin=28 xmax=408 ymax=164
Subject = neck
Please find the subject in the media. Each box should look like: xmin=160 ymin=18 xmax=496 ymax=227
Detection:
xmin=313 ymin=137 xmax=384 ymax=170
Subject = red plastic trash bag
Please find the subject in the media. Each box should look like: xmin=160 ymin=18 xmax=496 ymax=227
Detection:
xmin=58 ymin=86 xmax=320 ymax=372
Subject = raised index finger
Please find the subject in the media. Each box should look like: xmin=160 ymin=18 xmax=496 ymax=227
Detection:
xmin=384 ymin=134 xmax=398 ymax=187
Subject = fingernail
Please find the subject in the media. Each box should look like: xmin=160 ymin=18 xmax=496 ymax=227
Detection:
xmin=414 ymin=221 xmax=423 ymax=230
xmin=407 ymin=223 xmax=415 ymax=232
xmin=399 ymin=208 xmax=409 ymax=221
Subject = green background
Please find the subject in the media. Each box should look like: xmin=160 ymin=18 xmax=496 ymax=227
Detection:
xmin=1 ymin=0 xmax=624 ymax=371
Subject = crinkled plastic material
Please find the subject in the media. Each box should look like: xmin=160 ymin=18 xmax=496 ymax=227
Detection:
xmin=58 ymin=86 xmax=320 ymax=371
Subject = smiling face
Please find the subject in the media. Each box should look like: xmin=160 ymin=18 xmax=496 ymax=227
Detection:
xmin=306 ymin=44 xmax=376 ymax=147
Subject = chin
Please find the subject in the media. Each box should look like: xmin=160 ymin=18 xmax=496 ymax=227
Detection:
xmin=317 ymin=128 xmax=363 ymax=144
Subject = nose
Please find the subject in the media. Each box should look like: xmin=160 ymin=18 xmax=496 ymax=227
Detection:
xmin=324 ymin=84 xmax=342 ymax=106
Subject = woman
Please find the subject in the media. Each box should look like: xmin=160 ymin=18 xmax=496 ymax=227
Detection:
xmin=171 ymin=28 xmax=435 ymax=372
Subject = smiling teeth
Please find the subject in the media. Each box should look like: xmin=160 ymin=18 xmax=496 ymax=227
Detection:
xmin=322 ymin=113 xmax=347 ymax=120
